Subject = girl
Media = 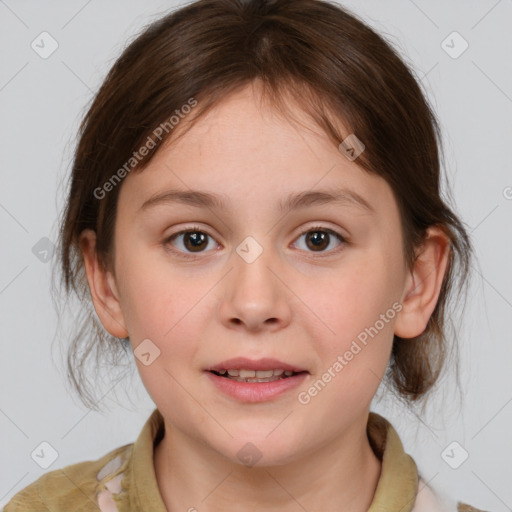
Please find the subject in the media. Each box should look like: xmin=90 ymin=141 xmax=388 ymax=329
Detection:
xmin=4 ymin=0 xmax=488 ymax=510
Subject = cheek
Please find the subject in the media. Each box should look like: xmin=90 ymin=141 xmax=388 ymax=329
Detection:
xmin=118 ymin=258 xmax=209 ymax=399
xmin=114 ymin=243 xmax=189 ymax=334
xmin=116 ymin=250 xmax=214 ymax=359
xmin=298 ymin=254 xmax=398 ymax=376
xmin=309 ymin=260 xmax=397 ymax=336
xmin=300 ymin=273 xmax=396 ymax=415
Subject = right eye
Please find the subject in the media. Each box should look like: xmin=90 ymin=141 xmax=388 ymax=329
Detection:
xmin=164 ymin=226 xmax=219 ymax=258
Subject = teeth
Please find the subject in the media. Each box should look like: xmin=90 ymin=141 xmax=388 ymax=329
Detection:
xmin=233 ymin=376 xmax=284 ymax=383
xmin=223 ymin=369 xmax=293 ymax=377
xmin=213 ymin=368 xmax=302 ymax=383
xmin=253 ymin=370 xmax=273 ymax=378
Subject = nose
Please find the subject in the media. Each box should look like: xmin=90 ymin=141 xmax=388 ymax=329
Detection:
xmin=217 ymin=238 xmax=292 ymax=333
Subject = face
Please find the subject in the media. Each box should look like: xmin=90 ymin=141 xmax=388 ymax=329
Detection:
xmin=92 ymin=82 xmax=416 ymax=465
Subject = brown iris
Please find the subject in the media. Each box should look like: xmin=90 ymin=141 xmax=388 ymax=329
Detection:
xmin=182 ymin=231 xmax=208 ymax=252
xmin=305 ymin=230 xmax=330 ymax=251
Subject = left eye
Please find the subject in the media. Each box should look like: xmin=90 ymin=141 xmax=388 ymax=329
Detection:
xmin=293 ymin=226 xmax=346 ymax=254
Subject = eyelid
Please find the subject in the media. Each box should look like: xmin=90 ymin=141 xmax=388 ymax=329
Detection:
xmin=295 ymin=222 xmax=347 ymax=240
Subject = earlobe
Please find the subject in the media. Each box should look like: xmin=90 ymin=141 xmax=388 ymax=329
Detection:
xmin=79 ymin=229 xmax=129 ymax=339
xmin=394 ymin=226 xmax=451 ymax=339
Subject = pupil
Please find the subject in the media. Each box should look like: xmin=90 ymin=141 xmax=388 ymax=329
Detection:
xmin=307 ymin=231 xmax=328 ymax=251
xmin=185 ymin=232 xmax=206 ymax=252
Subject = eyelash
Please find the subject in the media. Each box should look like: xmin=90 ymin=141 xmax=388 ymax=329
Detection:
xmin=163 ymin=224 xmax=347 ymax=260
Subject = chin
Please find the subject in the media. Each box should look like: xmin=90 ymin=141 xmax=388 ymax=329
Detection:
xmin=219 ymin=437 xmax=303 ymax=469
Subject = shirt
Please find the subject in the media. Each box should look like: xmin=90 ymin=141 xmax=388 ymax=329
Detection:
xmin=3 ymin=408 xmax=488 ymax=512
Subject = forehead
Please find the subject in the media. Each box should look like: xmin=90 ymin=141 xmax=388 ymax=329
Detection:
xmin=117 ymin=84 xmax=397 ymax=221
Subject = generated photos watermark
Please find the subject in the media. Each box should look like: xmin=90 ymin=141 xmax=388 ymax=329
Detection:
xmin=93 ymin=97 xmax=198 ymax=200
xmin=297 ymin=301 xmax=403 ymax=405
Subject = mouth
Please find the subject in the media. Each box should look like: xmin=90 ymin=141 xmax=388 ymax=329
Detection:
xmin=205 ymin=367 xmax=309 ymax=402
xmin=209 ymin=368 xmax=307 ymax=383
xmin=204 ymin=357 xmax=309 ymax=384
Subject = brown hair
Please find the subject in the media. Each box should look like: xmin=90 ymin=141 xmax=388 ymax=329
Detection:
xmin=52 ymin=0 xmax=473 ymax=413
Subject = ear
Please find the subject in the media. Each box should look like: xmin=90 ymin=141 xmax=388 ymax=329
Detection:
xmin=79 ymin=229 xmax=129 ymax=339
xmin=394 ymin=226 xmax=451 ymax=339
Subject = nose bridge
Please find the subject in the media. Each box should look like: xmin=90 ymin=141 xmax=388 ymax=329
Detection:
xmin=218 ymin=232 xmax=291 ymax=330
xmin=232 ymin=235 xmax=278 ymax=306
xmin=232 ymin=233 xmax=279 ymax=294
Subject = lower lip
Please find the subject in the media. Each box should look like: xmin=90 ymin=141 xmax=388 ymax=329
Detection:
xmin=205 ymin=371 xmax=308 ymax=403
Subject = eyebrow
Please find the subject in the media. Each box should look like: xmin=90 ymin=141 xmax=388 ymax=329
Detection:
xmin=139 ymin=187 xmax=375 ymax=215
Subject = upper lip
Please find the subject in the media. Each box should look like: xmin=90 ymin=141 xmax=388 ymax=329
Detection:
xmin=205 ymin=357 xmax=308 ymax=373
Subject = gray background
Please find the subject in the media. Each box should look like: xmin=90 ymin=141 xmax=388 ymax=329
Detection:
xmin=1 ymin=0 xmax=511 ymax=510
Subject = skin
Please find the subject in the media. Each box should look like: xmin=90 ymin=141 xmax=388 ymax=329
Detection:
xmin=80 ymin=81 xmax=450 ymax=511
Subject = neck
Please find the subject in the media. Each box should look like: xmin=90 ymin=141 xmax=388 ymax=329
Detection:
xmin=154 ymin=414 xmax=382 ymax=512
